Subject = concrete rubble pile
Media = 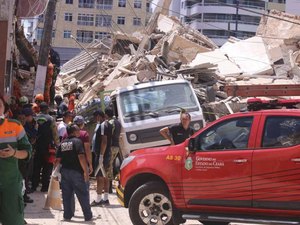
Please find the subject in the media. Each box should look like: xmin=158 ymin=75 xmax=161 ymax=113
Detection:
xmin=58 ymin=10 xmax=300 ymax=121
xmin=58 ymin=13 xmax=219 ymax=108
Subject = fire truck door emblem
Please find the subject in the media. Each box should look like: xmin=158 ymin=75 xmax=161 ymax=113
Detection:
xmin=185 ymin=157 xmax=193 ymax=170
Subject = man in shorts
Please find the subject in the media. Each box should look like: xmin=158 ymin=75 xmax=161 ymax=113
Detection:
xmin=90 ymin=110 xmax=112 ymax=206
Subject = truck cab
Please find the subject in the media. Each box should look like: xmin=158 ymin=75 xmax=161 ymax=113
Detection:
xmin=110 ymin=79 xmax=205 ymax=158
xmin=117 ymin=108 xmax=300 ymax=225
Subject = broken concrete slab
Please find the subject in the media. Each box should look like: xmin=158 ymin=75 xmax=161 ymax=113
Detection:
xmin=220 ymin=36 xmax=273 ymax=76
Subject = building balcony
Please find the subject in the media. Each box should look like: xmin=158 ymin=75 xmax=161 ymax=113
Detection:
xmin=186 ymin=3 xmax=264 ymax=17
xmin=188 ymin=19 xmax=258 ymax=33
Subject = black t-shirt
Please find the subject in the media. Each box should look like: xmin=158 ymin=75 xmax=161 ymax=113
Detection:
xmin=56 ymin=136 xmax=85 ymax=173
xmin=94 ymin=121 xmax=112 ymax=159
xmin=169 ymin=123 xmax=194 ymax=145
xmin=109 ymin=118 xmax=121 ymax=147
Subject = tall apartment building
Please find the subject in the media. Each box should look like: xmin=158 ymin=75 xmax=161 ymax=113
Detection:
xmin=25 ymin=0 xmax=150 ymax=63
xmin=169 ymin=0 xmax=286 ymax=46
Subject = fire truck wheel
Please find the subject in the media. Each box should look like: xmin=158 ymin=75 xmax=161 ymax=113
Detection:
xmin=200 ymin=221 xmax=229 ymax=225
xmin=129 ymin=181 xmax=177 ymax=225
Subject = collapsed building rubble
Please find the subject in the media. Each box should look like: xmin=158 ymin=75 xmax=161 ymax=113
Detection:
xmin=12 ymin=8 xmax=300 ymax=122
xmin=56 ymin=10 xmax=300 ymax=121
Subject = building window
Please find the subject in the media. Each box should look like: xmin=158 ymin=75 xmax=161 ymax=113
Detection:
xmin=64 ymin=30 xmax=71 ymax=38
xmin=77 ymin=30 xmax=93 ymax=43
xmin=78 ymin=14 xmax=94 ymax=26
xmin=133 ymin=17 xmax=141 ymax=26
xmin=52 ymin=30 xmax=56 ymax=38
xmin=134 ymin=0 xmax=142 ymax=8
xmin=66 ymin=0 xmax=73 ymax=3
xmin=38 ymin=14 xmax=44 ymax=22
xmin=95 ymin=32 xmax=110 ymax=40
xmin=64 ymin=13 xmax=73 ymax=21
xmin=117 ymin=16 xmax=125 ymax=24
xmin=96 ymin=0 xmax=113 ymax=9
xmin=146 ymin=2 xmax=150 ymax=12
xmin=95 ymin=15 xmax=112 ymax=27
xmin=78 ymin=0 xmax=95 ymax=8
xmin=37 ymin=27 xmax=44 ymax=40
xmin=118 ymin=0 xmax=126 ymax=7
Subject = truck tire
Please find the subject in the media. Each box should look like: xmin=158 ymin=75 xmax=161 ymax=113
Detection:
xmin=129 ymin=181 xmax=176 ymax=225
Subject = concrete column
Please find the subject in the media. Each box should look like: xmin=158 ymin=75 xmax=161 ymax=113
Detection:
xmin=0 ymin=21 xmax=8 ymax=96
xmin=0 ymin=0 xmax=14 ymax=96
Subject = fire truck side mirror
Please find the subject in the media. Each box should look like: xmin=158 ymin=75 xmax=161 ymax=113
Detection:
xmin=187 ymin=138 xmax=196 ymax=153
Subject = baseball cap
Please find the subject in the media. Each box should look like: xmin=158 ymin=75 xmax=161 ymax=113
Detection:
xmin=73 ymin=115 xmax=85 ymax=125
xmin=39 ymin=102 xmax=49 ymax=111
xmin=22 ymin=107 xmax=34 ymax=116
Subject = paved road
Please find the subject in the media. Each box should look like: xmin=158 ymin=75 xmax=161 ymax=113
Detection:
xmin=24 ymin=180 xmax=257 ymax=225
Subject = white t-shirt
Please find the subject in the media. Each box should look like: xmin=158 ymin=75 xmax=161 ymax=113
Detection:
xmin=57 ymin=121 xmax=67 ymax=138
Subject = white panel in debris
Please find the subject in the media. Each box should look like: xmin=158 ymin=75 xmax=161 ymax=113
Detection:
xmin=220 ymin=36 xmax=273 ymax=76
xmin=189 ymin=49 xmax=242 ymax=76
xmin=156 ymin=14 xmax=181 ymax=33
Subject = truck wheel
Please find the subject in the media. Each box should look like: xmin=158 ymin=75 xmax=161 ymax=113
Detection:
xmin=200 ymin=221 xmax=228 ymax=225
xmin=129 ymin=181 xmax=175 ymax=225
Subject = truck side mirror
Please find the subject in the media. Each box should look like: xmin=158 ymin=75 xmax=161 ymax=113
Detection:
xmin=187 ymin=138 xmax=196 ymax=152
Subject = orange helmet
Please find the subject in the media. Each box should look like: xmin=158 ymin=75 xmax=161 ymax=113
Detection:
xmin=34 ymin=93 xmax=44 ymax=102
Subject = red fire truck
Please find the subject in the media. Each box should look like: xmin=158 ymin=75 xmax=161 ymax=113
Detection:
xmin=117 ymin=97 xmax=300 ymax=225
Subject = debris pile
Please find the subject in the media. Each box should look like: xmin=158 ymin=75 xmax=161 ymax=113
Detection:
xmin=57 ymin=10 xmax=300 ymax=120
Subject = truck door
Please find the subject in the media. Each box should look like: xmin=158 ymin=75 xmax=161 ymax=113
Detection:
xmin=182 ymin=116 xmax=257 ymax=209
xmin=252 ymin=114 xmax=300 ymax=210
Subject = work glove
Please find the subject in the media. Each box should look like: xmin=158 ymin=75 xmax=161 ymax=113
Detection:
xmin=98 ymin=154 xmax=104 ymax=167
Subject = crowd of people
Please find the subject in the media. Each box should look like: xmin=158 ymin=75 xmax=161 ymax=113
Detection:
xmin=0 ymin=91 xmax=194 ymax=225
xmin=0 ymin=93 xmax=121 ymax=224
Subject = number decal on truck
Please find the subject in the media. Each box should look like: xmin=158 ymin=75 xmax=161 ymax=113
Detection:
xmin=166 ymin=155 xmax=182 ymax=161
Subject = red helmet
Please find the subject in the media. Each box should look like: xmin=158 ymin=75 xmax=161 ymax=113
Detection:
xmin=34 ymin=93 xmax=44 ymax=102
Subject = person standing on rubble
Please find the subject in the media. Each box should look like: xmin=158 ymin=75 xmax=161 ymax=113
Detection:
xmin=160 ymin=110 xmax=194 ymax=145
xmin=90 ymin=110 xmax=112 ymax=206
xmin=31 ymin=102 xmax=59 ymax=192
xmin=0 ymin=95 xmax=32 ymax=225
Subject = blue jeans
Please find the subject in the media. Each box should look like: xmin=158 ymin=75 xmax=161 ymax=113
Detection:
xmin=61 ymin=168 xmax=92 ymax=220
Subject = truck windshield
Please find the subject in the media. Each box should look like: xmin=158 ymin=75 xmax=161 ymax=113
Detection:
xmin=120 ymin=83 xmax=199 ymax=119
